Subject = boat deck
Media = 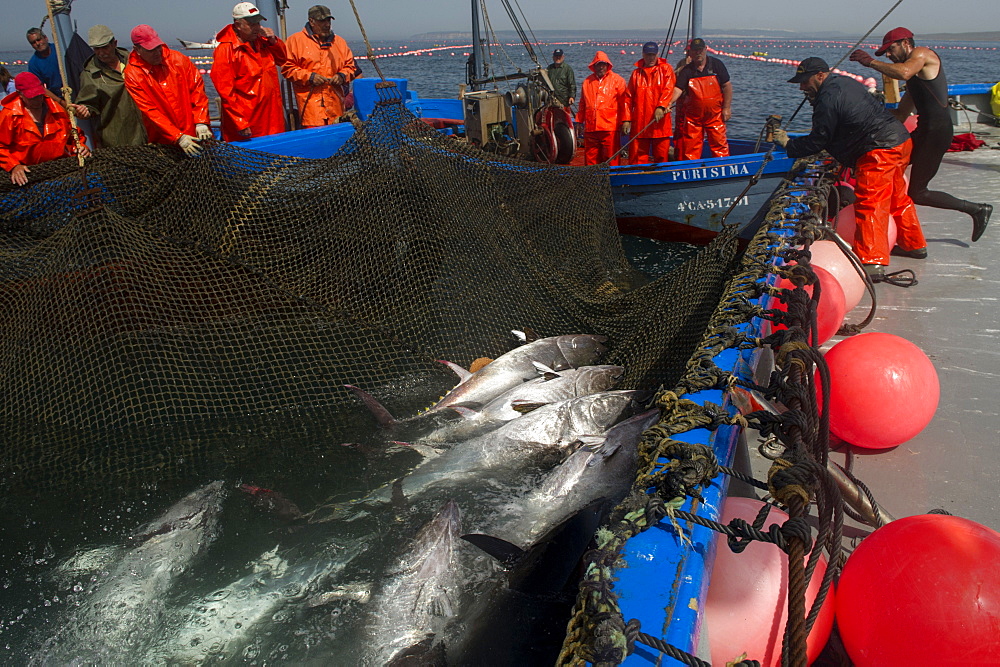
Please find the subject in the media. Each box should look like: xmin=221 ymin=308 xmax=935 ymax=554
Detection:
xmin=749 ymin=121 xmax=1000 ymax=535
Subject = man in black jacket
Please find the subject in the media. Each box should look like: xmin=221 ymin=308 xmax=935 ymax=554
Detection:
xmin=851 ymin=27 xmax=991 ymax=242
xmin=773 ymin=57 xmax=926 ymax=280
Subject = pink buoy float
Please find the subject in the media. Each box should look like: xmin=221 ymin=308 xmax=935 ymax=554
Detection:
xmin=808 ymin=240 xmax=865 ymax=311
xmin=706 ymin=497 xmax=836 ymax=667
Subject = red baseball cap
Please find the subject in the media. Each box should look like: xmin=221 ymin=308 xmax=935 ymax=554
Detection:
xmin=875 ymin=27 xmax=913 ymax=56
xmin=131 ymin=24 xmax=165 ymax=50
xmin=14 ymin=71 xmax=45 ymax=98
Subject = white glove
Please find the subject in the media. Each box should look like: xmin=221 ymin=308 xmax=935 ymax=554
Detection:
xmin=195 ymin=123 xmax=213 ymax=141
xmin=177 ymin=134 xmax=203 ymax=157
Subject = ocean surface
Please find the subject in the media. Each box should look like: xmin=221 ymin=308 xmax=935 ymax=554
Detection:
xmin=0 ymin=35 xmax=998 ymax=663
xmin=2 ymin=36 xmax=998 ymax=137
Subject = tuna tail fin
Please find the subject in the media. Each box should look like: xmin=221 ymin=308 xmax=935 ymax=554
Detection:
xmin=344 ymin=384 xmax=397 ymax=428
xmin=461 ymin=533 xmax=525 ymax=568
xmin=436 ymin=359 xmax=472 ymax=383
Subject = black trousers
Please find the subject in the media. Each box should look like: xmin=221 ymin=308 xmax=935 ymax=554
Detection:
xmin=907 ymin=124 xmax=978 ymax=215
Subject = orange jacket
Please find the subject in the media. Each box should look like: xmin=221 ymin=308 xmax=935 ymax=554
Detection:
xmin=281 ymin=27 xmax=360 ymax=127
xmin=211 ymin=24 xmax=287 ymax=141
xmin=623 ymin=57 xmax=675 ymax=138
xmin=124 ymin=45 xmax=210 ymax=145
xmin=0 ymin=93 xmax=78 ymax=172
xmin=575 ymin=52 xmax=627 ymax=133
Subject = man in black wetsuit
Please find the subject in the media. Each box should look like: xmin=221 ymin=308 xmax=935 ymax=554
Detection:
xmin=852 ymin=27 xmax=992 ymax=244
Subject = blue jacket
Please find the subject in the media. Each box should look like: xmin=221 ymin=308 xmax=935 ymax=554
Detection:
xmin=785 ymin=74 xmax=909 ymax=168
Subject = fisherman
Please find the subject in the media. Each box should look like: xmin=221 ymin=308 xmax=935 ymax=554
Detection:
xmin=71 ymin=25 xmax=146 ymax=148
xmin=124 ymin=24 xmax=212 ymax=157
xmin=851 ymin=27 xmax=992 ymax=243
xmin=575 ymin=51 xmax=627 ymax=166
xmin=26 ymin=28 xmax=63 ymax=96
xmin=670 ymin=38 xmax=731 ymax=160
xmin=0 ymin=72 xmax=90 ymax=186
xmin=621 ymin=41 xmax=675 ymax=164
xmin=281 ymin=5 xmax=361 ymax=127
xmin=547 ymin=48 xmax=576 ymax=108
xmin=211 ymin=2 xmax=287 ymax=142
xmin=1 ymin=67 xmax=15 ymax=98
xmin=773 ymin=57 xmax=926 ymax=281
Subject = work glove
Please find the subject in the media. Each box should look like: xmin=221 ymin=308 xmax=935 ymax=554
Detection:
xmin=850 ymin=49 xmax=875 ymax=67
xmin=771 ymin=127 xmax=789 ymax=148
xmin=177 ymin=134 xmax=203 ymax=157
xmin=654 ymin=106 xmax=666 ymax=123
xmin=195 ymin=123 xmax=213 ymax=141
xmin=621 ymin=121 xmax=631 ymax=135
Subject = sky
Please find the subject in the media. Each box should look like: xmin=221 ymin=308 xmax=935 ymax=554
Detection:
xmin=2 ymin=0 xmax=998 ymax=52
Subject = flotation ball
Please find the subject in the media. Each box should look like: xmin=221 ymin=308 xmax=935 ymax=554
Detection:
xmin=771 ymin=265 xmax=846 ymax=345
xmin=834 ymin=207 xmax=899 ymax=266
xmin=706 ymin=497 xmax=835 ymax=667
xmin=809 ymin=240 xmax=865 ymax=311
xmin=837 ymin=514 xmax=1000 ymax=665
xmin=823 ymin=332 xmax=939 ymax=448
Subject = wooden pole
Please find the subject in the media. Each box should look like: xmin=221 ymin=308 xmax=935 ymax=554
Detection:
xmin=42 ymin=0 xmax=85 ymax=167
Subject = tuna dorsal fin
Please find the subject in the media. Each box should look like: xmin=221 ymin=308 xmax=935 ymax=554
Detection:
xmin=344 ymin=385 xmax=397 ymax=429
xmin=461 ymin=533 xmax=525 ymax=568
xmin=509 ymin=401 xmax=548 ymax=415
xmin=436 ymin=359 xmax=472 ymax=383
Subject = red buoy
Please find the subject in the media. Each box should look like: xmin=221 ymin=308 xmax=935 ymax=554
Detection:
xmin=823 ymin=332 xmax=939 ymax=448
xmin=837 ymin=514 xmax=1000 ymax=665
xmin=769 ymin=264 xmax=847 ymax=345
xmin=706 ymin=497 xmax=835 ymax=666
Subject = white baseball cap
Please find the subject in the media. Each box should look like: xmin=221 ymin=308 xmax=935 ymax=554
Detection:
xmin=233 ymin=2 xmax=266 ymax=20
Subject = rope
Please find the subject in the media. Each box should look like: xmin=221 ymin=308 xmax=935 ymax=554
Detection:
xmin=42 ymin=0 xmax=85 ymax=167
xmin=347 ymin=0 xmax=387 ymax=82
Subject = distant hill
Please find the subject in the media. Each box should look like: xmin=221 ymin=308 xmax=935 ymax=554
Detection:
xmin=412 ymin=29 xmax=1000 ymax=43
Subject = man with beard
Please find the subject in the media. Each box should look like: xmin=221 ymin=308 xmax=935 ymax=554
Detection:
xmin=72 ymin=25 xmax=146 ymax=148
xmin=773 ymin=57 xmax=926 ymax=281
xmin=282 ymin=5 xmax=360 ymax=127
xmin=851 ymin=27 xmax=991 ymax=243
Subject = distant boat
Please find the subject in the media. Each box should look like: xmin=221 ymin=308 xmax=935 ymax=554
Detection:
xmin=177 ymin=38 xmax=219 ymax=50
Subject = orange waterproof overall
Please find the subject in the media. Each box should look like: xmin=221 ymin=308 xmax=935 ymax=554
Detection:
xmin=853 ymin=139 xmax=925 ymax=266
xmin=676 ymin=75 xmax=729 ymax=160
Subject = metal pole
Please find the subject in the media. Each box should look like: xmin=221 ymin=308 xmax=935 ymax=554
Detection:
xmin=469 ymin=0 xmax=483 ymax=89
xmin=269 ymin=0 xmax=296 ymax=130
xmin=690 ymin=0 xmax=702 ymax=40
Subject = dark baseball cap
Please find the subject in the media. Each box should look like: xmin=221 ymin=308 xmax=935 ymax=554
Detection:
xmin=308 ymin=4 xmax=333 ymax=20
xmin=788 ymin=56 xmax=830 ymax=83
xmin=686 ymin=38 xmax=706 ymax=52
xmin=552 ymin=48 xmax=563 ymax=57
xmin=875 ymin=27 xmax=913 ymax=56
xmin=642 ymin=41 xmax=658 ymax=54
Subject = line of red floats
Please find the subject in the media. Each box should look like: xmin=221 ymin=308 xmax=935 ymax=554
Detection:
xmin=704 ymin=174 xmax=1000 ymax=664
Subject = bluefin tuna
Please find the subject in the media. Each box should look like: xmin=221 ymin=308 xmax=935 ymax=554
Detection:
xmin=29 ymin=481 xmax=227 ymax=665
xmin=361 ymin=499 xmax=463 ymax=666
xmin=347 ymin=333 xmax=609 ymax=430
xmin=150 ymin=542 xmax=365 ymax=664
xmin=417 ymin=364 xmax=625 ymax=444
xmin=308 ymin=390 xmax=645 ymax=522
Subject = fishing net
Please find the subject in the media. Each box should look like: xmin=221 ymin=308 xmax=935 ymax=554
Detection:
xmin=0 ymin=93 xmax=742 ymax=495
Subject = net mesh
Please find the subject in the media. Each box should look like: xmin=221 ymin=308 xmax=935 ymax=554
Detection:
xmin=0 ymin=99 xmax=740 ymax=495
